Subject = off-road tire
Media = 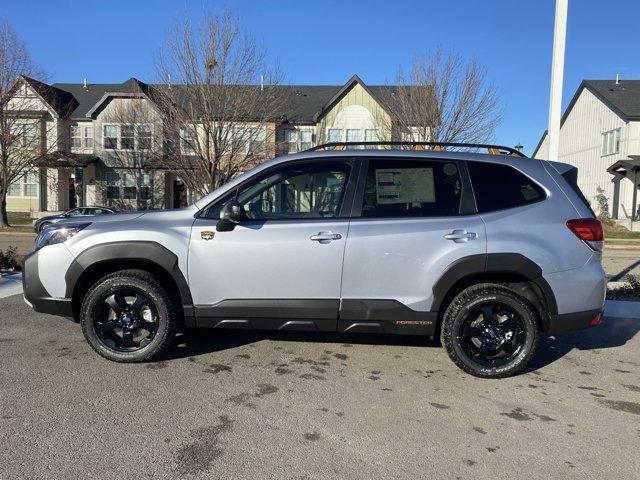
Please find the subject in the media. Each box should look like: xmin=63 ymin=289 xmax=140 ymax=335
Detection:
xmin=441 ymin=283 xmax=539 ymax=378
xmin=80 ymin=269 xmax=177 ymax=362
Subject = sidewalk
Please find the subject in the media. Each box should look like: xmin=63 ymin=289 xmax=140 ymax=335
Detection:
xmin=0 ymin=273 xmax=23 ymax=299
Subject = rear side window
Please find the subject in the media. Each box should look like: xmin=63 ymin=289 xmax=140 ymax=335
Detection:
xmin=361 ymin=159 xmax=462 ymax=217
xmin=468 ymin=162 xmax=545 ymax=213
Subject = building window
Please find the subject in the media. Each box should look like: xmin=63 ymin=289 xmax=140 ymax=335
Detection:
xmin=180 ymin=126 xmax=197 ymax=154
xmin=139 ymin=174 xmax=151 ymax=200
xmin=104 ymin=125 xmax=118 ymax=150
xmin=10 ymin=123 xmax=38 ymax=149
xmin=365 ymin=129 xmax=380 ymax=142
xmin=105 ymin=172 xmax=120 ymax=199
xmin=284 ymin=128 xmax=314 ymax=153
xmin=328 ymin=128 xmax=342 ymax=143
xmin=105 ymin=171 xmax=152 ymax=203
xmin=103 ymin=124 xmax=153 ymax=151
xmin=122 ymin=173 xmax=136 ymax=199
xmin=121 ymin=125 xmax=135 ymax=150
xmin=601 ymin=128 xmax=620 ymax=156
xmin=231 ymin=125 xmax=265 ymax=154
xmin=8 ymin=172 xmax=38 ymax=197
xmin=71 ymin=124 xmax=93 ymax=149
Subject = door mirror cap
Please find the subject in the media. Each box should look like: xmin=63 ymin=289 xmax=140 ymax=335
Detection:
xmin=216 ymin=200 xmax=245 ymax=231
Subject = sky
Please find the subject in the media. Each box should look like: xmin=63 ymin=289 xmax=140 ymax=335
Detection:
xmin=2 ymin=0 xmax=639 ymax=155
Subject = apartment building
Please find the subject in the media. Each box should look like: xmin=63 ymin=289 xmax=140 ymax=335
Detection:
xmin=6 ymin=74 xmax=409 ymax=213
xmin=533 ymin=79 xmax=640 ymax=229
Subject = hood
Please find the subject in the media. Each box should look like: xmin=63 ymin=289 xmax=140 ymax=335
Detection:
xmin=37 ymin=214 xmax=63 ymax=222
xmin=54 ymin=205 xmax=199 ymax=227
xmin=56 ymin=211 xmax=146 ymax=226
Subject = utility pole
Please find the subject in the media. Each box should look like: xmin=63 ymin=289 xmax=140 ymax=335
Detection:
xmin=547 ymin=0 xmax=568 ymax=161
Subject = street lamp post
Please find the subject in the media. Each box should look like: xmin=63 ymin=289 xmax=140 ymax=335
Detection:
xmin=547 ymin=0 xmax=569 ymax=161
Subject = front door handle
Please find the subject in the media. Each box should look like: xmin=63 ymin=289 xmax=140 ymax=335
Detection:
xmin=444 ymin=229 xmax=477 ymax=243
xmin=310 ymin=231 xmax=342 ymax=243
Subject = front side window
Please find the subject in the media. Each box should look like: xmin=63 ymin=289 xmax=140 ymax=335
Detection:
xmin=361 ymin=159 xmax=462 ymax=218
xmin=601 ymin=128 xmax=620 ymax=156
xmin=208 ymin=162 xmax=350 ymax=220
xmin=468 ymin=162 xmax=545 ymax=213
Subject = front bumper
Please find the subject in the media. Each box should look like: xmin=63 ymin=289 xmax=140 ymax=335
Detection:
xmin=22 ymin=250 xmax=73 ymax=317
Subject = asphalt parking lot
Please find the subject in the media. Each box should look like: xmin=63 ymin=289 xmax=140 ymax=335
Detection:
xmin=1 ymin=294 xmax=639 ymax=479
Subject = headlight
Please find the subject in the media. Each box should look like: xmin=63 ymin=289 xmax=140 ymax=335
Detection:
xmin=35 ymin=223 xmax=90 ymax=250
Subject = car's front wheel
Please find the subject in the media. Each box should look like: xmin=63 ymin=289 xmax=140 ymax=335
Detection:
xmin=80 ymin=269 xmax=177 ymax=362
xmin=441 ymin=284 xmax=539 ymax=378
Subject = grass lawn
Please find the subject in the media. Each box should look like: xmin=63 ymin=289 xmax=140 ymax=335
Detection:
xmin=0 ymin=212 xmax=35 ymax=233
xmin=602 ymin=218 xmax=640 ymax=239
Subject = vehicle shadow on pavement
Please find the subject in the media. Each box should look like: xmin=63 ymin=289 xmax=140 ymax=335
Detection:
xmin=528 ymin=316 xmax=640 ymax=371
xmin=162 ymin=316 xmax=640 ymax=372
xmin=163 ymin=328 xmax=433 ymax=361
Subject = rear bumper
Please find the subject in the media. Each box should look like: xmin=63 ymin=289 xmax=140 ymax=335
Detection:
xmin=547 ymin=308 xmax=602 ymax=335
xmin=22 ymin=250 xmax=74 ymax=317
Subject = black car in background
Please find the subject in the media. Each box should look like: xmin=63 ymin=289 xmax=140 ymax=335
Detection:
xmin=33 ymin=207 xmax=117 ymax=232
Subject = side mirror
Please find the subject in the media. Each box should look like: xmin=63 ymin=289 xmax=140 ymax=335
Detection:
xmin=216 ymin=200 xmax=245 ymax=232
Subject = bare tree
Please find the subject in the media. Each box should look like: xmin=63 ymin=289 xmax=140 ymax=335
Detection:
xmin=154 ymin=10 xmax=289 ymax=197
xmin=0 ymin=19 xmax=48 ymax=227
xmin=385 ymin=51 xmax=501 ymax=146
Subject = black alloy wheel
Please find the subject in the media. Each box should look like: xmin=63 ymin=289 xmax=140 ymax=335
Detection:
xmin=441 ymin=284 xmax=539 ymax=378
xmin=80 ymin=270 xmax=177 ymax=362
xmin=93 ymin=289 xmax=159 ymax=351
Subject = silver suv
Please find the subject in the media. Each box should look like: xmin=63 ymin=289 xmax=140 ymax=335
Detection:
xmin=22 ymin=143 xmax=606 ymax=378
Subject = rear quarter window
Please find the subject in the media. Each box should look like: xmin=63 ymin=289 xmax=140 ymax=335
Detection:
xmin=468 ymin=162 xmax=546 ymax=213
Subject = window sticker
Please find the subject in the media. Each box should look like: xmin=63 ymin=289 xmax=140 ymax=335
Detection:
xmin=375 ymin=168 xmax=435 ymax=204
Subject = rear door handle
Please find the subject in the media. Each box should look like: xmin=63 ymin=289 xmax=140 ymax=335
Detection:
xmin=310 ymin=231 xmax=342 ymax=243
xmin=444 ymin=229 xmax=477 ymax=243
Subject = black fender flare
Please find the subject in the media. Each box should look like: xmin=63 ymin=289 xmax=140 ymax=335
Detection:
xmin=65 ymin=241 xmax=193 ymax=308
xmin=431 ymin=253 xmax=558 ymax=317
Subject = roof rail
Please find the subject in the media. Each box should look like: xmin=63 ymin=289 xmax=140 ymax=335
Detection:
xmin=306 ymin=141 xmax=527 ymax=157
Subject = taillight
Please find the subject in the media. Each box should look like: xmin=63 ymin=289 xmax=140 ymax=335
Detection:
xmin=566 ymin=218 xmax=604 ymax=250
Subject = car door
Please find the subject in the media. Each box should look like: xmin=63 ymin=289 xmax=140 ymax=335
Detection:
xmin=339 ymin=156 xmax=486 ymax=334
xmin=188 ymin=158 xmax=358 ymax=331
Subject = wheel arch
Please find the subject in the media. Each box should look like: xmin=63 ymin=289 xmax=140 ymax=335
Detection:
xmin=431 ymin=253 xmax=557 ymax=331
xmin=66 ymin=241 xmax=193 ymax=321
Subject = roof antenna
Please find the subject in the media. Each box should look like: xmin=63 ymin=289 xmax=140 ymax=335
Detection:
xmin=83 ymin=78 xmax=88 ymax=90
xmin=616 ymin=73 xmax=620 ymax=85
xmin=260 ymin=74 xmax=264 ymax=92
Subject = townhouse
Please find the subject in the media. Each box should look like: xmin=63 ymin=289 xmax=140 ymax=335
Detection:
xmin=533 ymin=79 xmax=640 ymax=229
xmin=7 ymin=74 xmax=410 ymax=214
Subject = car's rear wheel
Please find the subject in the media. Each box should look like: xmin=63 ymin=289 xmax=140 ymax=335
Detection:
xmin=441 ymin=284 xmax=539 ymax=378
xmin=80 ymin=269 xmax=177 ymax=362
xmin=39 ymin=222 xmax=51 ymax=232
